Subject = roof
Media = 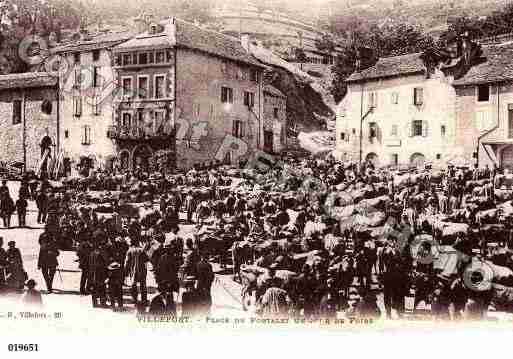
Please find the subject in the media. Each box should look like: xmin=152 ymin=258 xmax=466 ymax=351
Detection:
xmin=346 ymin=52 xmax=425 ymax=83
xmin=113 ymin=18 xmax=264 ymax=68
xmin=52 ymin=31 xmax=134 ymax=53
xmin=113 ymin=34 xmax=173 ymax=52
xmin=0 ymin=72 xmax=58 ymax=91
xmin=174 ymin=19 xmax=263 ymax=67
xmin=264 ymin=85 xmax=286 ymax=98
xmin=453 ymin=43 xmax=513 ymax=86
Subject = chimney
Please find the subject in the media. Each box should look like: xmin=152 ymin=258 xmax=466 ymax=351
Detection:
xmin=241 ymin=34 xmax=250 ymax=52
xmin=166 ymin=18 xmax=177 ymax=46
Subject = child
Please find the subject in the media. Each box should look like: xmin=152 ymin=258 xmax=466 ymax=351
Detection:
xmin=21 ymin=279 xmax=43 ymax=307
xmin=106 ymin=262 xmax=123 ymax=310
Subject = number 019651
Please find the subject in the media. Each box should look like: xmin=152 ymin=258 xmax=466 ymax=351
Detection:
xmin=7 ymin=344 xmax=39 ymax=352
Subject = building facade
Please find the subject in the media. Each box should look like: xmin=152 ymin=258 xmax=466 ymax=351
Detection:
xmin=453 ymin=43 xmax=513 ymax=171
xmin=0 ymin=72 xmax=59 ymax=173
xmin=336 ymin=52 xmax=457 ymax=168
xmin=263 ymin=85 xmax=287 ymax=153
xmin=51 ymin=32 xmax=133 ymax=173
xmin=111 ymin=18 xmax=268 ymax=170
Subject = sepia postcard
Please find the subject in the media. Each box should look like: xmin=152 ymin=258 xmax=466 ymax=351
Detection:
xmin=1 ymin=0 xmax=513 ymax=356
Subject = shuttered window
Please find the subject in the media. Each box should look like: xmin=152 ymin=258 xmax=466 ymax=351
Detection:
xmin=414 ymin=87 xmax=424 ymax=105
xmin=73 ymin=96 xmax=82 ymax=117
xmin=81 ymin=125 xmax=91 ymax=145
xmin=12 ymin=100 xmax=21 ymax=125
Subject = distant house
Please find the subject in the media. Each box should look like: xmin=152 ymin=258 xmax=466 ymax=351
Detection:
xmin=336 ymin=52 xmax=457 ymax=168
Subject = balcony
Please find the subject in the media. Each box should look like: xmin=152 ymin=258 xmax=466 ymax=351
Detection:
xmin=107 ymin=125 xmax=174 ymax=141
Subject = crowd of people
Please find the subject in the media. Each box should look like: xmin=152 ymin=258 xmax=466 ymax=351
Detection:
xmin=1 ymin=153 xmax=513 ymax=320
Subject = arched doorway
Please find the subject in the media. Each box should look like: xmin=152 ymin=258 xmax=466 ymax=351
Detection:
xmin=365 ymin=152 xmax=379 ymax=167
xmin=410 ymin=152 xmax=426 ymax=167
xmin=132 ymin=144 xmax=153 ymax=172
xmin=501 ymin=145 xmax=513 ymax=171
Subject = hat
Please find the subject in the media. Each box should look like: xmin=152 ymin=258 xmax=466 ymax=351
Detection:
xmin=183 ymin=275 xmax=196 ymax=285
xmin=108 ymin=262 xmax=121 ymax=271
xmin=7 ymin=241 xmax=15 ymax=246
xmin=25 ymin=279 xmax=36 ymax=288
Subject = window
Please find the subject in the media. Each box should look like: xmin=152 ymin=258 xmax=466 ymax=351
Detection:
xmin=166 ymin=50 xmax=173 ymax=62
xmin=138 ymin=76 xmax=149 ymax=99
xmin=436 ymin=154 xmax=441 ymax=160
xmin=391 ymin=153 xmax=398 ymax=166
xmin=391 ymin=124 xmax=398 ymax=137
xmin=391 ymin=92 xmax=399 ymax=104
xmin=477 ymin=84 xmax=490 ymax=102
xmin=154 ymin=75 xmax=166 ymax=99
xmin=233 ymin=120 xmax=244 ymax=138
xmin=82 ymin=125 xmax=92 ymax=145
xmin=340 ymin=132 xmax=345 ymax=141
xmin=122 ymin=112 xmax=132 ymax=129
xmin=40 ymin=99 xmax=52 ymax=115
xmin=250 ymin=69 xmax=259 ymax=83
xmin=243 ymin=91 xmax=255 ymax=108
xmin=12 ymin=100 xmax=21 ymax=124
xmin=139 ymin=53 xmax=148 ymax=65
xmin=414 ymin=87 xmax=424 ymax=105
xmin=369 ymin=92 xmax=377 ymax=109
xmin=92 ymin=50 xmax=100 ymax=62
xmin=352 ymin=128 xmax=356 ymax=134
xmin=74 ymin=53 xmax=80 ymax=64
xmin=369 ymin=122 xmax=377 ymax=138
xmin=122 ymin=54 xmax=132 ymax=66
xmin=92 ymin=66 xmax=101 ymax=88
xmin=273 ymin=107 xmax=279 ymax=119
xmin=74 ymin=68 xmax=81 ymax=88
xmin=73 ymin=96 xmax=82 ymax=117
xmin=132 ymin=53 xmax=138 ymax=65
xmin=441 ymin=125 xmax=446 ymax=137
xmin=156 ymin=51 xmax=165 ymax=63
xmin=209 ymin=104 xmax=216 ymax=121
xmin=122 ymin=77 xmax=133 ymax=98
xmin=148 ymin=52 xmax=154 ymax=64
xmin=115 ymin=55 xmax=121 ymax=66
xmin=64 ymin=130 xmax=69 ymax=139
xmin=411 ymin=120 xmax=427 ymax=137
xmin=221 ymin=87 xmax=234 ymax=104
xmin=92 ymin=96 xmax=101 ymax=115
xmin=150 ymin=24 xmax=158 ymax=34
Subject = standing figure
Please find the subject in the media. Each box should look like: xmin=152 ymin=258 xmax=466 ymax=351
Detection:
xmin=124 ymin=239 xmax=149 ymax=306
xmin=37 ymin=237 xmax=59 ymax=293
xmin=15 ymin=196 xmax=27 ymax=228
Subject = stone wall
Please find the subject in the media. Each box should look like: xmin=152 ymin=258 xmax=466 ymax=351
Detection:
xmin=175 ymin=48 xmax=264 ymax=169
xmin=0 ymin=87 xmax=58 ymax=172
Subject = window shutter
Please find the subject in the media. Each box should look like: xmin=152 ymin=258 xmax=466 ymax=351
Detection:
xmin=232 ymin=120 xmax=236 ymax=137
xmin=409 ymin=121 xmax=414 ymax=137
xmin=422 ymin=120 xmax=428 ymax=137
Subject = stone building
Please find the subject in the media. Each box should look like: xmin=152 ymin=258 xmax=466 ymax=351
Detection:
xmin=336 ymin=53 xmax=457 ymax=168
xmin=0 ymin=72 xmax=59 ymax=173
xmin=263 ymin=85 xmax=287 ymax=153
xmin=453 ymin=43 xmax=513 ymax=171
xmin=51 ymin=31 xmax=133 ymax=173
xmin=111 ymin=18 xmax=267 ymax=170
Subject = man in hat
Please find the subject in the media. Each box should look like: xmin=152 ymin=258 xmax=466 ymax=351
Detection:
xmin=6 ymin=241 xmax=25 ymax=290
xmin=0 ymin=237 xmax=7 ymax=290
xmin=125 ymin=238 xmax=149 ymax=306
xmin=196 ymin=253 xmax=214 ymax=315
xmin=149 ymin=282 xmax=176 ymax=316
xmin=89 ymin=240 xmax=109 ymax=307
xmin=181 ymin=276 xmax=201 ymax=317
xmin=106 ymin=262 xmax=123 ymax=310
xmin=21 ymin=279 xmax=43 ymax=307
xmin=37 ymin=236 xmax=59 ymax=293
xmin=77 ymin=237 xmax=93 ymax=295
xmin=155 ymin=238 xmax=180 ymax=295
xmin=185 ymin=191 xmax=195 ymax=223
xmin=36 ymin=190 xmax=48 ymax=224
xmin=15 ymin=195 xmax=27 ymax=228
